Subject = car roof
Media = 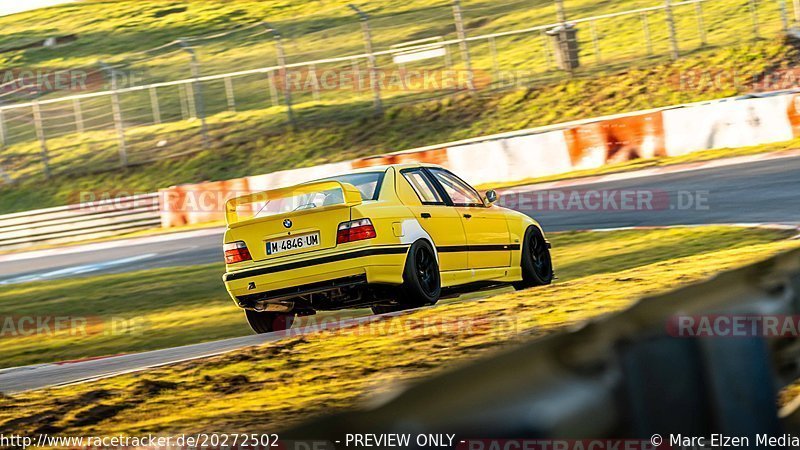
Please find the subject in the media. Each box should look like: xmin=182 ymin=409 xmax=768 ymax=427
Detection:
xmin=334 ymin=162 xmax=443 ymax=175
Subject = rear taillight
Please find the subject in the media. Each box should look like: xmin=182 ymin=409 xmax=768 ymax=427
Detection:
xmin=337 ymin=218 xmax=377 ymax=244
xmin=224 ymin=241 xmax=252 ymax=264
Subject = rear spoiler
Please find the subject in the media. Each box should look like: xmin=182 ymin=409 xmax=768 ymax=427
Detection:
xmin=225 ymin=180 xmax=363 ymax=225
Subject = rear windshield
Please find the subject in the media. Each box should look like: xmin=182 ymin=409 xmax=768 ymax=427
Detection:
xmin=322 ymin=171 xmax=385 ymax=201
xmin=246 ymin=171 xmax=385 ymax=220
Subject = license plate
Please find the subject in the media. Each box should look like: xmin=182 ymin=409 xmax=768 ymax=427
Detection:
xmin=266 ymin=232 xmax=320 ymax=255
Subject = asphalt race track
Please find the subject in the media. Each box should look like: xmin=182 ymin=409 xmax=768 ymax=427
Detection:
xmin=1 ymin=155 xmax=799 ymax=392
xmin=0 ymin=314 xmax=390 ymax=394
xmin=2 ymin=155 xmax=799 ymax=285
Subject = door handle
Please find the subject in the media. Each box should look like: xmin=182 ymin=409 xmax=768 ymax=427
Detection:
xmin=463 ymin=214 xmax=472 ymax=219
xmin=420 ymin=213 xmax=432 ymax=219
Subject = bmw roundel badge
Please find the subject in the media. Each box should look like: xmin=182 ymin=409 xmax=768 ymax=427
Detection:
xmin=283 ymin=219 xmax=293 ymax=229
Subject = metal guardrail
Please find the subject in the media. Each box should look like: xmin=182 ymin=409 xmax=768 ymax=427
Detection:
xmin=285 ymin=246 xmax=800 ymax=444
xmin=0 ymin=193 xmax=160 ymax=250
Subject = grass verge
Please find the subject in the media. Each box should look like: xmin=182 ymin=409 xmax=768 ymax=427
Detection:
xmin=0 ymin=226 xmax=797 ymax=435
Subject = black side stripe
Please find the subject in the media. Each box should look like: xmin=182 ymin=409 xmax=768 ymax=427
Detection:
xmin=437 ymin=244 xmax=521 ymax=253
xmin=224 ymin=246 xmax=410 ymax=282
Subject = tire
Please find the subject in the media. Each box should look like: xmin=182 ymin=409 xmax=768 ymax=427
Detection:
xmin=373 ymin=240 xmax=441 ymax=314
xmin=513 ymin=226 xmax=554 ymax=290
xmin=244 ymin=310 xmax=296 ymax=334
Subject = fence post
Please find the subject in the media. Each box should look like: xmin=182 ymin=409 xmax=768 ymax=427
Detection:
xmin=452 ymin=0 xmax=476 ymax=92
xmin=541 ymin=30 xmax=554 ymax=68
xmin=72 ymin=98 xmax=84 ymax=134
xmin=695 ymin=1 xmax=707 ymax=46
xmin=351 ymin=60 xmax=361 ymax=91
xmin=794 ymin=0 xmax=800 ymax=24
xmin=178 ymin=84 xmax=189 ymax=119
xmin=781 ymin=0 xmax=789 ymax=32
xmin=488 ymin=36 xmax=500 ymax=85
xmin=308 ymin=63 xmax=321 ymax=102
xmin=267 ymin=71 xmax=280 ymax=107
xmin=0 ymin=109 xmax=6 ymax=148
xmin=179 ymin=41 xmax=210 ymax=148
xmin=149 ymin=86 xmax=162 ymax=124
xmin=554 ymin=0 xmax=577 ymax=74
xmin=31 ymin=101 xmax=50 ymax=179
xmin=349 ymin=4 xmax=383 ymax=115
xmin=185 ymin=83 xmax=196 ymax=118
xmin=100 ymin=62 xmax=128 ymax=168
xmin=224 ymin=76 xmax=237 ymax=112
xmin=263 ymin=23 xmax=296 ymax=128
xmin=665 ymin=0 xmax=680 ymax=60
xmin=590 ymin=20 xmax=601 ymax=63
xmin=750 ymin=0 xmax=760 ymax=39
xmin=641 ymin=12 xmax=653 ymax=55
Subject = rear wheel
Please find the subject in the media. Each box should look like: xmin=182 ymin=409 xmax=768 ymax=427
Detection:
xmin=244 ymin=310 xmax=296 ymax=334
xmin=513 ymin=227 xmax=553 ymax=290
xmin=372 ymin=240 xmax=441 ymax=314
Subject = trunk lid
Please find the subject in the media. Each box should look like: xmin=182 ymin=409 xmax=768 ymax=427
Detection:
xmin=225 ymin=181 xmax=362 ymax=262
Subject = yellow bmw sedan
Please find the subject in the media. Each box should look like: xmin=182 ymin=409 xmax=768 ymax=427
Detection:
xmin=222 ymin=163 xmax=553 ymax=333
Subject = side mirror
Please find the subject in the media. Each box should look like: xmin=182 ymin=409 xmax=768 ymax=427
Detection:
xmin=484 ymin=189 xmax=498 ymax=206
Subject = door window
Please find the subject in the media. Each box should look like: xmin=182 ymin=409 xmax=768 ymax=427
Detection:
xmin=429 ymin=169 xmax=483 ymax=207
xmin=403 ymin=170 xmax=445 ymax=205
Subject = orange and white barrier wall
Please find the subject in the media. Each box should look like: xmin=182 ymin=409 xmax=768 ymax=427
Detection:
xmin=158 ymin=92 xmax=800 ymax=227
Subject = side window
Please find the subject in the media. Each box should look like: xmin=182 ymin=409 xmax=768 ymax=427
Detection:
xmin=402 ymin=170 xmax=444 ymax=205
xmin=429 ymin=169 xmax=483 ymax=206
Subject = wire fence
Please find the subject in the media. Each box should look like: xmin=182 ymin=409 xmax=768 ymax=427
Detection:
xmin=0 ymin=0 xmax=791 ymax=183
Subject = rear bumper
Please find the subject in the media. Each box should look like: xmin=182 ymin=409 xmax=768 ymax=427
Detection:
xmin=223 ymin=244 xmax=410 ymax=303
xmin=234 ymin=274 xmax=368 ymax=309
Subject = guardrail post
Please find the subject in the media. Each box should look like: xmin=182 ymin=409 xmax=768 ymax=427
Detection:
xmin=641 ymin=12 xmax=653 ymax=55
xmin=665 ymin=0 xmax=680 ymax=60
xmin=100 ymin=62 xmax=128 ymax=168
xmin=349 ymin=4 xmax=383 ymax=115
xmin=31 ymin=101 xmax=50 ymax=179
xmin=224 ymin=76 xmax=237 ymax=112
xmin=263 ymin=22 xmax=296 ymax=128
xmin=452 ymin=0 xmax=476 ymax=92
xmin=72 ymin=98 xmax=84 ymax=134
xmin=149 ymin=86 xmax=162 ymax=124
xmin=179 ymin=41 xmax=210 ymax=148
xmin=695 ymin=1 xmax=707 ymax=46
xmin=750 ymin=0 xmax=760 ymax=39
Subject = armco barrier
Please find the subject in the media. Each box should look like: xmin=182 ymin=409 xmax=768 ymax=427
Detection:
xmin=0 ymin=194 xmax=160 ymax=251
xmin=283 ymin=247 xmax=800 ymax=442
